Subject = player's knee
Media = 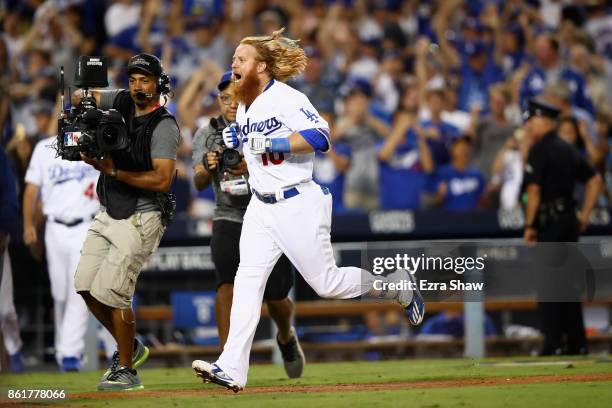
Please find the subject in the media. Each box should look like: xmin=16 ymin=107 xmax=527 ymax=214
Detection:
xmin=307 ymin=267 xmax=346 ymax=299
xmin=309 ymin=279 xmax=337 ymax=299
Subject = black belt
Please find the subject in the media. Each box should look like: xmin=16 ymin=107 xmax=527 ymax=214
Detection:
xmin=50 ymin=215 xmax=94 ymax=227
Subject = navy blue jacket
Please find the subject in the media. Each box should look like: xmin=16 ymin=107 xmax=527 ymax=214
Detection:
xmin=0 ymin=147 xmax=19 ymax=235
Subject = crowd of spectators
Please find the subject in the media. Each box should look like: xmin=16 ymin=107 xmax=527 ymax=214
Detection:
xmin=2 ymin=0 xmax=612 ymax=217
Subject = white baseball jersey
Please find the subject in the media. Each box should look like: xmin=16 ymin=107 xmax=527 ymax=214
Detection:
xmin=238 ymin=80 xmax=330 ymax=193
xmin=25 ymin=137 xmax=100 ymax=219
xmin=24 ymin=138 xmax=111 ymax=362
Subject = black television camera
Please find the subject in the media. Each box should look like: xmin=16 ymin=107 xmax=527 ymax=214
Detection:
xmin=57 ymin=56 xmax=128 ymax=161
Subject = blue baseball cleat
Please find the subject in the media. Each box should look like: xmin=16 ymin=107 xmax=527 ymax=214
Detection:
xmin=192 ymin=360 xmax=243 ymax=393
xmin=403 ymin=271 xmax=425 ymax=325
xmin=9 ymin=351 xmax=25 ymax=374
xmin=60 ymin=356 xmax=81 ymax=372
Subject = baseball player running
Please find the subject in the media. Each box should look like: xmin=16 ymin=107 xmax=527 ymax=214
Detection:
xmin=23 ymin=136 xmax=114 ymax=371
xmin=192 ymin=29 xmax=425 ymax=392
xmin=192 ymin=71 xmax=304 ymax=378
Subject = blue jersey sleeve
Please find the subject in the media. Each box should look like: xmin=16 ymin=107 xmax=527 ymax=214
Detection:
xmin=299 ymin=128 xmax=330 ymax=152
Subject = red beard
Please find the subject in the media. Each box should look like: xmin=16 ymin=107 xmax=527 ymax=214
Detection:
xmin=234 ymin=68 xmax=262 ymax=107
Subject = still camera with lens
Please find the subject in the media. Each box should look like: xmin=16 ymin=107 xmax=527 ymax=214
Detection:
xmin=205 ymin=117 xmax=249 ymax=196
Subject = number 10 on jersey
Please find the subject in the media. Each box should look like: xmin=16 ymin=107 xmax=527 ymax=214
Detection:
xmin=261 ymin=152 xmax=284 ymax=166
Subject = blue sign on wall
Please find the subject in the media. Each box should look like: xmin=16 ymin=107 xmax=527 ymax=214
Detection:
xmin=171 ymin=291 xmax=219 ymax=345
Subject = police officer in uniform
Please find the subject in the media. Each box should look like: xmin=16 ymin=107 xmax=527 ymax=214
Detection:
xmin=522 ymin=99 xmax=602 ymax=355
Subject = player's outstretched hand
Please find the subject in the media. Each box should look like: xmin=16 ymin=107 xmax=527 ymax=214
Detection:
xmin=247 ymin=132 xmax=268 ymax=154
xmin=222 ymin=123 xmax=241 ymax=149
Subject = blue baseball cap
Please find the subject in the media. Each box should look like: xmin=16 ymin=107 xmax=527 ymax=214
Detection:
xmin=343 ymin=77 xmax=373 ymax=98
xmin=188 ymin=15 xmax=213 ymax=31
xmin=465 ymin=41 xmax=486 ymax=58
xmin=449 ymin=134 xmax=473 ymax=146
xmin=217 ymin=71 xmax=233 ymax=91
xmin=503 ymin=24 xmax=526 ymax=47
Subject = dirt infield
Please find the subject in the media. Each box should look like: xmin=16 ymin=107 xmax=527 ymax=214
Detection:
xmin=69 ymin=373 xmax=612 ymax=400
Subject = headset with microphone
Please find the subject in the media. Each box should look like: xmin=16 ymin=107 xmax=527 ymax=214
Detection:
xmin=135 ymin=91 xmax=154 ymax=100
xmin=134 ymin=72 xmax=170 ymax=100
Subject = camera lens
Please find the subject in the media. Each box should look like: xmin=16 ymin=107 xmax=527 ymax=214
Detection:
xmin=222 ymin=149 xmax=241 ymax=168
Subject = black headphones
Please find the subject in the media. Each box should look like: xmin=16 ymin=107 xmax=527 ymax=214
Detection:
xmin=146 ymin=54 xmax=170 ymax=95
xmin=157 ymin=71 xmax=170 ymax=95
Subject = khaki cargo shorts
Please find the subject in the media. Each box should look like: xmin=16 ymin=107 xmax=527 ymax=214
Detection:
xmin=74 ymin=211 xmax=165 ymax=308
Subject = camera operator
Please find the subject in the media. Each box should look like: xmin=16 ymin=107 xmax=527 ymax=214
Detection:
xmin=191 ymin=72 xmax=305 ymax=379
xmin=71 ymin=53 xmax=180 ymax=391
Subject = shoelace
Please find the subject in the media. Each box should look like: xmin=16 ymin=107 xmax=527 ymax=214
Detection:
xmin=109 ymin=351 xmax=120 ymax=373
xmin=109 ymin=340 xmax=140 ymax=373
xmin=107 ymin=367 xmax=132 ymax=381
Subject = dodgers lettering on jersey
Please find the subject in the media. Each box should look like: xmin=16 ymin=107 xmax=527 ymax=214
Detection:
xmin=25 ymin=137 xmax=100 ymax=219
xmin=435 ymin=164 xmax=485 ymax=211
xmin=237 ymin=80 xmax=329 ymax=193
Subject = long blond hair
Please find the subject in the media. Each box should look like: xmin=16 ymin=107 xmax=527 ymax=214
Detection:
xmin=240 ymin=28 xmax=307 ymax=82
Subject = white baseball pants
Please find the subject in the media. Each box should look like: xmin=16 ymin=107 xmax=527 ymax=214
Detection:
xmin=215 ymin=181 xmax=403 ymax=386
xmin=45 ymin=220 xmax=91 ymax=361
xmin=0 ymin=245 xmax=23 ymax=356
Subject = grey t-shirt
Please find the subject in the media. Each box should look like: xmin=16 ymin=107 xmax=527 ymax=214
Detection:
xmin=192 ymin=117 xmax=250 ymax=223
xmin=100 ymin=90 xmax=180 ymax=212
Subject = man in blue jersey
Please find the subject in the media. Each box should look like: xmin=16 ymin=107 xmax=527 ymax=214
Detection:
xmin=433 ymin=136 xmax=485 ymax=211
xmin=520 ymin=33 xmax=594 ymax=115
xmin=378 ymin=114 xmax=434 ymax=209
xmin=419 ymin=88 xmax=461 ymax=166
xmin=457 ymin=41 xmax=504 ymax=114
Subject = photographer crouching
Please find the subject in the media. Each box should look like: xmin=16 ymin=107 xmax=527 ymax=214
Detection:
xmin=71 ymin=54 xmax=179 ymax=391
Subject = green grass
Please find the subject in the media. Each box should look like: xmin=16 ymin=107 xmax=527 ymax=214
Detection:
xmin=1 ymin=357 xmax=611 ymax=407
